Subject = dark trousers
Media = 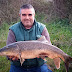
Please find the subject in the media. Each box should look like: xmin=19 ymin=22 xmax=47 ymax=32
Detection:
xmin=10 ymin=64 xmax=52 ymax=72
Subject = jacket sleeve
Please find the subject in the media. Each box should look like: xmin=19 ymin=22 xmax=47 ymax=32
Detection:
xmin=42 ymin=27 xmax=51 ymax=44
xmin=6 ymin=29 xmax=16 ymax=45
xmin=6 ymin=29 xmax=17 ymax=60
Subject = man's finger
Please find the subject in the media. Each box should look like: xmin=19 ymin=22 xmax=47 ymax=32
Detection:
xmin=12 ymin=56 xmax=19 ymax=61
xmin=7 ymin=56 xmax=19 ymax=61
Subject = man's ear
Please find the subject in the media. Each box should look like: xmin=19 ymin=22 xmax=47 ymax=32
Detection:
xmin=19 ymin=13 xmax=21 ymax=17
xmin=34 ymin=13 xmax=35 ymax=16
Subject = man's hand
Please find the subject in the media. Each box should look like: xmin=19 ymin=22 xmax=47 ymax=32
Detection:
xmin=7 ymin=56 xmax=19 ymax=61
xmin=37 ymin=53 xmax=48 ymax=59
xmin=37 ymin=55 xmax=47 ymax=59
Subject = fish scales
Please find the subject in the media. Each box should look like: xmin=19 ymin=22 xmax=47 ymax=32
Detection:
xmin=16 ymin=41 xmax=66 ymax=56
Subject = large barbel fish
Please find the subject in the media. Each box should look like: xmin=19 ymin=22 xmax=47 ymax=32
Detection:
xmin=0 ymin=36 xmax=72 ymax=72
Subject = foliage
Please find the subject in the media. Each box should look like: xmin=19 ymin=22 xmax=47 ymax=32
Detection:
xmin=0 ymin=22 xmax=16 ymax=41
xmin=0 ymin=0 xmax=72 ymax=25
xmin=0 ymin=22 xmax=10 ymax=41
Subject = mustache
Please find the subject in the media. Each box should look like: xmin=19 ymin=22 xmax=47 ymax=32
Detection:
xmin=24 ymin=19 xmax=30 ymax=21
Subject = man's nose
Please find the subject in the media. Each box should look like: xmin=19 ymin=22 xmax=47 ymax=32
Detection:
xmin=26 ymin=15 xmax=29 ymax=19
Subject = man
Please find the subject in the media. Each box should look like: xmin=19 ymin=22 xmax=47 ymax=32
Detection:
xmin=7 ymin=4 xmax=52 ymax=72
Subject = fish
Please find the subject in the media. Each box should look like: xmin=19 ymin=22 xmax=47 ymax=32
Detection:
xmin=0 ymin=36 xmax=72 ymax=72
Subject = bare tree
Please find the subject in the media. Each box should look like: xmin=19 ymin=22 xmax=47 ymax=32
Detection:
xmin=0 ymin=0 xmax=72 ymax=25
xmin=53 ymin=0 xmax=72 ymax=19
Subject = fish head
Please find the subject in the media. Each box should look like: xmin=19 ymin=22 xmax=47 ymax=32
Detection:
xmin=0 ymin=43 xmax=17 ymax=56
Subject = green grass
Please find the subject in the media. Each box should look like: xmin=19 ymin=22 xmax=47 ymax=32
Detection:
xmin=0 ymin=22 xmax=10 ymax=41
xmin=0 ymin=22 xmax=12 ymax=72
xmin=0 ymin=17 xmax=72 ymax=72
xmin=46 ymin=20 xmax=72 ymax=54
xmin=0 ymin=41 xmax=10 ymax=72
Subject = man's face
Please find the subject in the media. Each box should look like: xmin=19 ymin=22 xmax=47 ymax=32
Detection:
xmin=19 ymin=8 xmax=35 ymax=29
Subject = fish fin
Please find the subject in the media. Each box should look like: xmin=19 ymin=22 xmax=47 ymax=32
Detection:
xmin=68 ymin=56 xmax=72 ymax=63
xmin=37 ymin=36 xmax=47 ymax=41
xmin=19 ymin=53 xmax=25 ymax=66
xmin=64 ymin=56 xmax=72 ymax=72
xmin=64 ymin=62 xmax=69 ymax=72
xmin=37 ymin=36 xmax=49 ymax=43
xmin=20 ymin=58 xmax=25 ymax=66
xmin=53 ymin=58 xmax=61 ymax=69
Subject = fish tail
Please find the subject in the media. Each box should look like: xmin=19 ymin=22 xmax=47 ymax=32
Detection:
xmin=65 ymin=56 xmax=72 ymax=72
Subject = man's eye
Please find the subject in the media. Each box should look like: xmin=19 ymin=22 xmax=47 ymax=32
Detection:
xmin=22 ymin=14 xmax=26 ymax=16
xmin=28 ymin=14 xmax=32 ymax=16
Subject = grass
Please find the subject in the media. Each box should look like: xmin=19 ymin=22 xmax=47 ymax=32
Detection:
xmin=0 ymin=22 xmax=10 ymax=41
xmin=0 ymin=16 xmax=72 ymax=72
xmin=0 ymin=22 xmax=12 ymax=72
xmin=0 ymin=41 xmax=10 ymax=72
